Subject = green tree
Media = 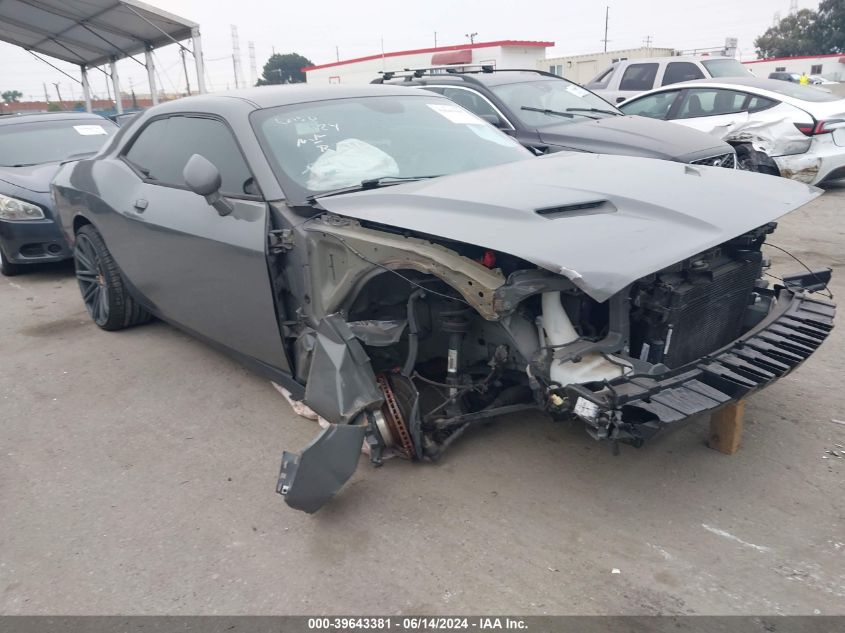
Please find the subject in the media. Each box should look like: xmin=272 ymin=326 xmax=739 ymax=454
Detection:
xmin=812 ymin=0 xmax=845 ymax=53
xmin=2 ymin=90 xmax=23 ymax=104
xmin=754 ymin=8 xmax=821 ymax=58
xmin=256 ymin=53 xmax=313 ymax=85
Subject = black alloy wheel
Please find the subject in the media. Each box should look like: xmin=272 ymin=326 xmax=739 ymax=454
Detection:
xmin=73 ymin=224 xmax=150 ymax=330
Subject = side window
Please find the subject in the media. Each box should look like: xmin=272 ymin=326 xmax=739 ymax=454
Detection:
xmin=441 ymin=88 xmax=499 ymax=119
xmin=811 ymin=64 xmax=822 ymax=75
xmin=662 ymin=62 xmax=705 ymax=86
xmin=619 ymin=91 xmax=680 ymax=119
xmin=619 ymin=63 xmax=658 ymax=91
xmin=746 ymin=95 xmax=778 ymax=112
xmin=124 ymin=116 xmax=255 ymax=196
xmin=676 ymin=89 xmax=748 ymax=119
xmin=123 ymin=119 xmax=167 ymax=178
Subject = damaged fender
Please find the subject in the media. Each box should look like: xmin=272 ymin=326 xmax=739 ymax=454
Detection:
xmin=703 ymin=115 xmax=811 ymax=159
xmin=302 ymin=313 xmax=383 ymax=423
xmin=279 ymin=313 xmax=383 ymax=512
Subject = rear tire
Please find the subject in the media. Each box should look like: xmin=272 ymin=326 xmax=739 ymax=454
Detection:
xmin=74 ymin=224 xmax=151 ymax=331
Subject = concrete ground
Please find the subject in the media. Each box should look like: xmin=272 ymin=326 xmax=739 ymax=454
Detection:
xmin=1 ymin=185 xmax=844 ymax=616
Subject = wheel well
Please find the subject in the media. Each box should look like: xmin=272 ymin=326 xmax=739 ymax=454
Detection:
xmin=73 ymin=215 xmax=91 ymax=234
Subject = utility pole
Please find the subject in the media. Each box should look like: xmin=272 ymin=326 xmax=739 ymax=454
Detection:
xmin=643 ymin=35 xmax=653 ymax=50
xmin=52 ymin=82 xmax=63 ymax=108
xmin=465 ymin=32 xmax=477 ymax=44
xmin=434 ymin=31 xmax=438 ymax=47
xmin=230 ymin=25 xmax=244 ymax=89
xmin=335 ymin=45 xmax=339 ymax=62
xmin=181 ymin=48 xmax=192 ymax=95
xmin=602 ymin=6 xmax=610 ymax=52
xmin=248 ymin=41 xmax=257 ymax=86
xmin=43 ymin=82 xmax=50 ymax=105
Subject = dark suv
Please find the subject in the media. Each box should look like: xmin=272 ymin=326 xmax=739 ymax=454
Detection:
xmin=375 ymin=67 xmax=737 ymax=168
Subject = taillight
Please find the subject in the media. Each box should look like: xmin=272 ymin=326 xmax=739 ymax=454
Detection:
xmin=813 ymin=119 xmax=845 ymax=135
xmin=794 ymin=122 xmax=815 ymax=136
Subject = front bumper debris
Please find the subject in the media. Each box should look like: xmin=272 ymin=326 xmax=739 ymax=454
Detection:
xmin=566 ymin=289 xmax=835 ymax=444
xmin=277 ymin=423 xmax=367 ymax=513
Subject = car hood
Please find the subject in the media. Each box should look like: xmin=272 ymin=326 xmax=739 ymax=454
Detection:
xmin=537 ymin=115 xmax=729 ymax=162
xmin=316 ymin=152 xmax=820 ymax=303
xmin=0 ymin=162 xmax=62 ymax=193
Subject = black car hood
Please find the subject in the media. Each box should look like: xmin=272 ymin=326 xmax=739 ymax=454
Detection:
xmin=537 ymin=115 xmax=728 ymax=162
xmin=0 ymin=162 xmax=62 ymax=193
xmin=316 ymin=152 xmax=820 ymax=303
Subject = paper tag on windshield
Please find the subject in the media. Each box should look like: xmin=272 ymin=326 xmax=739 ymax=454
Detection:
xmin=566 ymin=84 xmax=589 ymax=98
xmin=427 ymin=103 xmax=480 ymax=124
xmin=73 ymin=124 xmax=107 ymax=136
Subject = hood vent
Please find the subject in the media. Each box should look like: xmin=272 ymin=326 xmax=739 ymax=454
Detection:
xmin=535 ymin=200 xmax=615 ymax=219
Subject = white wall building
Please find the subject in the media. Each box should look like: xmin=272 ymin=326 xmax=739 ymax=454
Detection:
xmin=743 ymin=53 xmax=845 ymax=81
xmin=542 ymin=47 xmax=676 ymax=84
xmin=304 ymin=40 xmax=553 ymax=84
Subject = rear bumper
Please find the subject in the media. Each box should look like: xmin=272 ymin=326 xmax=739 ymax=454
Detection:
xmin=0 ymin=218 xmax=71 ymax=264
xmin=565 ymin=288 xmax=835 ymax=444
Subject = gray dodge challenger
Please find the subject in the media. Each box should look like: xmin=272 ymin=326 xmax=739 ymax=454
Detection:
xmin=52 ymin=85 xmax=835 ymax=513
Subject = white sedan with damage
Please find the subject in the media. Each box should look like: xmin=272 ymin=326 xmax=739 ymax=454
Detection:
xmin=619 ymin=77 xmax=845 ymax=185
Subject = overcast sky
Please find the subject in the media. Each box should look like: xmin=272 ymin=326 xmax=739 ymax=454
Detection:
xmin=0 ymin=0 xmax=821 ymax=102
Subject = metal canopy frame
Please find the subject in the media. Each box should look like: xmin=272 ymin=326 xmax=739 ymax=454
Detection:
xmin=0 ymin=0 xmax=205 ymax=114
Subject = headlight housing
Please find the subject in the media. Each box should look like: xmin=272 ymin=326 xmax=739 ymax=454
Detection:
xmin=0 ymin=193 xmax=45 ymax=221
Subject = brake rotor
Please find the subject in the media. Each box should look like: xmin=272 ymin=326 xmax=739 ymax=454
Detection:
xmin=376 ymin=373 xmax=416 ymax=459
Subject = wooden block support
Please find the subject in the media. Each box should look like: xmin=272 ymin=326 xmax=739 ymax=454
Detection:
xmin=709 ymin=400 xmax=745 ymax=455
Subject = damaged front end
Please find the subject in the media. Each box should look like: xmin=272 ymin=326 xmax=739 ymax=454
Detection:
xmin=274 ymin=155 xmax=835 ymax=512
xmin=276 ymin=214 xmax=834 ymax=513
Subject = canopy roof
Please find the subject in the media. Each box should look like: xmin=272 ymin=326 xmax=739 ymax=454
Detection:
xmin=0 ymin=0 xmax=198 ymax=67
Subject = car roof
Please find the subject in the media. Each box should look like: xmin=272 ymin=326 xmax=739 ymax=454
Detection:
xmin=622 ymin=76 xmax=845 ymax=110
xmin=150 ymin=83 xmax=427 ymax=115
xmin=684 ymin=77 xmax=806 ymax=91
xmin=612 ymin=56 xmax=736 ymax=65
xmin=0 ymin=111 xmax=110 ymax=127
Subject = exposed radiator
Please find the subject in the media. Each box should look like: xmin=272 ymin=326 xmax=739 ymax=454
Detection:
xmin=631 ymin=254 xmax=763 ymax=369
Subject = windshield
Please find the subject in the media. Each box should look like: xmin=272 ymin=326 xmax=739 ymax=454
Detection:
xmin=0 ymin=118 xmax=116 ymax=167
xmin=701 ymin=59 xmax=752 ymax=78
xmin=251 ymin=95 xmax=530 ymax=200
xmin=489 ymin=79 xmax=619 ymax=128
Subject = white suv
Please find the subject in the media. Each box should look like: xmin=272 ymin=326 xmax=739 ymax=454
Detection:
xmin=586 ymin=56 xmax=753 ymax=104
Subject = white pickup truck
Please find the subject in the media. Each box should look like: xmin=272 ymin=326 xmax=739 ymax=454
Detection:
xmin=585 ymin=56 xmax=754 ymax=104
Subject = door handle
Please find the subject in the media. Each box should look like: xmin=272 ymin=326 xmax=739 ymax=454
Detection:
xmin=133 ymin=199 xmax=148 ymax=211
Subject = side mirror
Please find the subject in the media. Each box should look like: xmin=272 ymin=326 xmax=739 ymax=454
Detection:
xmin=183 ymin=154 xmax=233 ymax=216
xmin=479 ymin=113 xmax=506 ymax=129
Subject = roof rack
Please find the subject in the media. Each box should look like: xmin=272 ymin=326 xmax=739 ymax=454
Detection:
xmin=373 ymin=66 xmax=560 ymax=83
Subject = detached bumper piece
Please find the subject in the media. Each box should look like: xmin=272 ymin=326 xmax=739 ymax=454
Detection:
xmin=277 ymin=423 xmax=367 ymax=514
xmin=568 ymin=290 xmax=835 ymax=444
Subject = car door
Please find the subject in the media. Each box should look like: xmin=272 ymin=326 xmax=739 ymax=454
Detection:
xmin=109 ymin=114 xmax=290 ymax=371
xmin=658 ymin=61 xmax=705 ymax=87
xmin=609 ymin=62 xmax=660 ymax=103
xmin=665 ymin=88 xmax=753 ymax=134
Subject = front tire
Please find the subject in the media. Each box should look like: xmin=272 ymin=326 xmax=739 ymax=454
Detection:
xmin=74 ymin=225 xmax=151 ymax=330
xmin=0 ymin=248 xmax=23 ymax=276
